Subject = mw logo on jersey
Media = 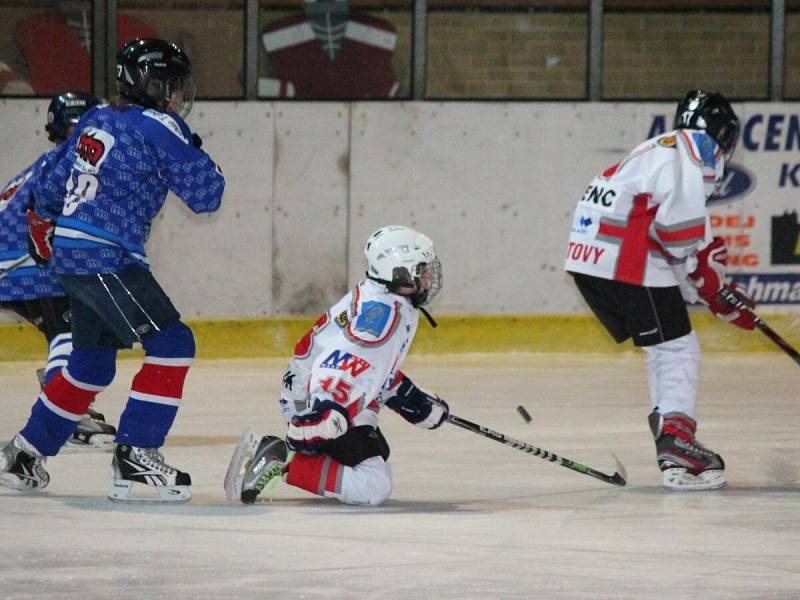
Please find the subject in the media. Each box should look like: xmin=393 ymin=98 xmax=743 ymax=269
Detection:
xmin=320 ymin=349 xmax=371 ymax=377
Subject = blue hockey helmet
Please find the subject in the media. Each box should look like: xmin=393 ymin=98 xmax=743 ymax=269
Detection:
xmin=673 ymin=90 xmax=740 ymax=162
xmin=116 ymin=38 xmax=195 ymax=118
xmin=45 ymin=91 xmax=100 ymax=142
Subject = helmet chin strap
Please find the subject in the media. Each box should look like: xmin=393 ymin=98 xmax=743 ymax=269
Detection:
xmin=418 ymin=306 xmax=438 ymax=329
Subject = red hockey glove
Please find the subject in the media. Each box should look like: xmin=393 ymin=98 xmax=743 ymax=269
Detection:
xmin=286 ymin=398 xmax=350 ymax=455
xmin=708 ymin=285 xmax=758 ymax=330
xmin=688 ymin=236 xmax=727 ymax=303
xmin=27 ymin=209 xmax=55 ymax=265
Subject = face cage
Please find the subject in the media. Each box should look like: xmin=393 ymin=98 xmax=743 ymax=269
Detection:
xmin=717 ymin=122 xmax=740 ymax=163
xmin=412 ymin=258 xmax=442 ymax=307
xmin=143 ymin=74 xmax=195 ymax=118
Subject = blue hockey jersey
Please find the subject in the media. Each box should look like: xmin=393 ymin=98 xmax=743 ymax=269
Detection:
xmin=33 ymin=103 xmax=225 ymax=275
xmin=0 ymin=146 xmax=68 ymax=301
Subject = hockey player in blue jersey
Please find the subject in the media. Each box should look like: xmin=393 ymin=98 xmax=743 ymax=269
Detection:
xmin=0 ymin=91 xmax=116 ymax=449
xmin=0 ymin=38 xmax=225 ymax=502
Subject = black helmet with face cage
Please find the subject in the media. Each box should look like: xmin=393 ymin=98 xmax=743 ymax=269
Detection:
xmin=116 ymin=38 xmax=195 ymax=118
xmin=674 ymin=90 xmax=740 ymax=162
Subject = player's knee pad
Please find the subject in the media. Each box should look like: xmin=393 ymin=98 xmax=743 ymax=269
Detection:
xmin=142 ymin=320 xmax=196 ymax=358
xmin=342 ymin=456 xmax=393 ymax=506
xmin=64 ymin=347 xmax=117 ymax=388
xmin=365 ymin=464 xmax=393 ymax=506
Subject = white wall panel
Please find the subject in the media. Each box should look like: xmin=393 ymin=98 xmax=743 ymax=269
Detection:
xmin=146 ymin=102 xmax=274 ymax=318
xmin=349 ymin=102 xmax=641 ymax=313
xmin=271 ymin=103 xmax=349 ymax=315
xmin=1 ymin=100 xmax=797 ymax=321
xmin=0 ymin=99 xmax=50 ymax=181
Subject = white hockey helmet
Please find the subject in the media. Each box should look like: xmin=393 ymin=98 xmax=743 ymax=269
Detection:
xmin=364 ymin=225 xmax=442 ymax=306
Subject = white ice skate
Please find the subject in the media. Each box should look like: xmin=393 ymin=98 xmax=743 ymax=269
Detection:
xmin=108 ymin=445 xmax=191 ymax=503
xmin=0 ymin=434 xmax=50 ymax=492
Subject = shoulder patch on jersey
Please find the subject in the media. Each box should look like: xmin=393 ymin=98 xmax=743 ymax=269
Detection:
xmin=691 ymin=131 xmax=717 ymax=167
xmin=75 ymin=127 xmax=116 ymax=174
xmin=354 ymin=301 xmax=392 ymax=338
xmin=142 ymin=109 xmax=188 ymax=144
xmin=334 ymin=310 xmax=350 ymax=328
xmin=657 ymin=135 xmax=677 ymax=148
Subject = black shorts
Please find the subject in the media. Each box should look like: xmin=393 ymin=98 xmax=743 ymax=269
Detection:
xmin=324 ymin=426 xmax=390 ymax=467
xmin=0 ymin=296 xmax=72 ymax=342
xmin=570 ymin=272 xmax=691 ymax=347
xmin=58 ymin=264 xmax=180 ymax=349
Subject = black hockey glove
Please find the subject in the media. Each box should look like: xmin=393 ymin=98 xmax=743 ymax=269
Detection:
xmin=385 ymin=376 xmax=449 ymax=430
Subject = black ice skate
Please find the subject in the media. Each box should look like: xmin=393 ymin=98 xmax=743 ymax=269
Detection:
xmin=0 ymin=434 xmax=50 ymax=492
xmin=224 ymin=431 xmax=290 ymax=504
xmin=109 ymin=445 xmax=191 ymax=503
xmin=66 ymin=407 xmax=117 ymax=451
xmin=649 ymin=410 xmax=726 ymax=491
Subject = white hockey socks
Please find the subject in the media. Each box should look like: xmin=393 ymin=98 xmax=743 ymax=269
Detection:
xmin=643 ymin=331 xmax=700 ymax=418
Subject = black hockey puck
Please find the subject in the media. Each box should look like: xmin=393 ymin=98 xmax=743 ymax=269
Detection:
xmin=517 ymin=405 xmax=532 ymax=423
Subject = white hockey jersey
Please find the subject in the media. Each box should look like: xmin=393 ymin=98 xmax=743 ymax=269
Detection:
xmin=565 ymin=129 xmax=724 ymax=287
xmin=279 ymin=278 xmax=419 ymax=429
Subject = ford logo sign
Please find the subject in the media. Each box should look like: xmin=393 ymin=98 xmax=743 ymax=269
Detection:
xmin=708 ymin=163 xmax=756 ymax=206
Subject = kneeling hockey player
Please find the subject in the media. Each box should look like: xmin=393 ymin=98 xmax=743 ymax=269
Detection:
xmin=226 ymin=225 xmax=447 ymax=506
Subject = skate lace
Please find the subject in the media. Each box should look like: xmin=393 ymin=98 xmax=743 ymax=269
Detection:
xmin=260 ymin=451 xmax=294 ymax=501
xmin=135 ymin=447 xmax=176 ymax=475
xmin=676 ymin=436 xmax=715 ymax=459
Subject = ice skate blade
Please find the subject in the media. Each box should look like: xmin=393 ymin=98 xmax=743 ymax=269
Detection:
xmin=63 ymin=434 xmax=116 ymax=453
xmin=662 ymin=467 xmax=727 ymax=491
xmin=224 ymin=430 xmax=260 ymax=502
xmin=108 ymin=480 xmax=192 ymax=503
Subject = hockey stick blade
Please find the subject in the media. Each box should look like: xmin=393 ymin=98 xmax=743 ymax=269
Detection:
xmin=718 ymin=286 xmax=800 ymax=367
xmin=446 ymin=413 xmax=627 ymax=487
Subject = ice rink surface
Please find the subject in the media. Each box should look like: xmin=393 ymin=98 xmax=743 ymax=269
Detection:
xmin=1 ymin=353 xmax=798 ymax=600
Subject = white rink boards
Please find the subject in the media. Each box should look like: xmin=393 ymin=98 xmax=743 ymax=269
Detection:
xmin=0 ymin=353 xmax=799 ymax=599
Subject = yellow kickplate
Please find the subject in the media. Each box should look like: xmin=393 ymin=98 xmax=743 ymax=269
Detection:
xmin=1 ymin=312 xmax=797 ymax=361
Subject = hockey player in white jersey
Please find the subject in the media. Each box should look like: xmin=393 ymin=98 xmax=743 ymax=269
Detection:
xmin=565 ymin=90 xmax=754 ymax=491
xmin=225 ymin=225 xmax=447 ymax=506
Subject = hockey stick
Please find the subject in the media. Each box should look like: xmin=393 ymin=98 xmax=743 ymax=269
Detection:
xmin=718 ymin=286 xmax=800 ymax=367
xmin=445 ymin=413 xmax=627 ymax=487
xmin=0 ymin=255 xmax=32 ymax=280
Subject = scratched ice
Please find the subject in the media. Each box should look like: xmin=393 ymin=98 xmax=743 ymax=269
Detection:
xmin=1 ymin=353 xmax=798 ymax=599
